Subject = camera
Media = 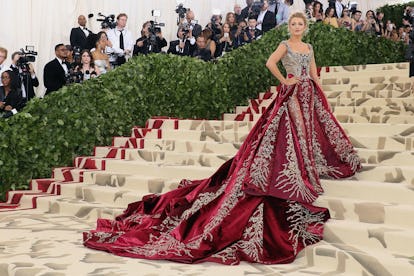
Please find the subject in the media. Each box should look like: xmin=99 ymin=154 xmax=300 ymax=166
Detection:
xmin=250 ymin=1 xmax=264 ymax=17
xmin=97 ymin=13 xmax=116 ymax=29
xmin=72 ymin=46 xmax=82 ymax=66
xmin=17 ymin=46 xmax=37 ymax=65
xmin=175 ymin=3 xmax=187 ymax=19
xmin=16 ymin=46 xmax=37 ymax=74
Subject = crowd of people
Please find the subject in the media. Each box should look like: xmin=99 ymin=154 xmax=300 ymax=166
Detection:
xmin=307 ymin=0 xmax=414 ymax=43
xmin=0 ymin=0 xmax=412 ymax=118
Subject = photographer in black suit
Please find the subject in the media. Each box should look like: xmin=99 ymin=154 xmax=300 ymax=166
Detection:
xmin=70 ymin=15 xmax=91 ymax=50
xmin=133 ymin=21 xmax=167 ymax=55
xmin=43 ymin=44 xmax=70 ymax=95
xmin=10 ymin=51 xmax=39 ymax=101
xmin=168 ymin=26 xmax=196 ymax=56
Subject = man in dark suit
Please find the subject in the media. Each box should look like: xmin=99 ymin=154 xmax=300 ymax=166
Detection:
xmin=241 ymin=0 xmax=254 ymax=21
xmin=10 ymin=51 xmax=39 ymax=101
xmin=43 ymin=44 xmax=70 ymax=95
xmin=183 ymin=10 xmax=202 ymax=38
xmin=70 ymin=15 xmax=91 ymax=50
xmin=257 ymin=0 xmax=276 ymax=32
xmin=167 ymin=27 xmax=196 ymax=56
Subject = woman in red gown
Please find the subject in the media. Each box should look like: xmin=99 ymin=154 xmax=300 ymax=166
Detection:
xmin=83 ymin=12 xmax=361 ymax=265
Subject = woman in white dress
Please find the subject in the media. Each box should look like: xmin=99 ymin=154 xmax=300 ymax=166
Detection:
xmin=91 ymin=31 xmax=111 ymax=74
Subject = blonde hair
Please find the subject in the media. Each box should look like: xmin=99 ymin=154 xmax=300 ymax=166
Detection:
xmin=288 ymin=12 xmax=308 ymax=26
xmin=0 ymin=47 xmax=7 ymax=58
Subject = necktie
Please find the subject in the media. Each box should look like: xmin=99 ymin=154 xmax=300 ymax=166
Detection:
xmin=119 ymin=30 xmax=124 ymax=50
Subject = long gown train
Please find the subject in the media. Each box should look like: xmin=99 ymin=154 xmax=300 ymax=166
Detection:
xmin=83 ymin=41 xmax=361 ymax=265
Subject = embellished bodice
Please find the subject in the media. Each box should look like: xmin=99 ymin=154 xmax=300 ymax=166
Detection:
xmin=280 ymin=40 xmax=313 ymax=77
xmin=95 ymin=60 xmax=107 ymax=74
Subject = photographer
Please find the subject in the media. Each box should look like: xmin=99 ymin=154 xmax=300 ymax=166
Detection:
xmin=167 ymin=26 xmax=195 ymax=56
xmin=234 ymin=20 xmax=248 ymax=48
xmin=206 ymin=13 xmax=223 ymax=42
xmin=10 ymin=51 xmax=39 ymax=101
xmin=133 ymin=21 xmax=167 ymax=55
xmin=106 ymin=13 xmax=134 ymax=67
xmin=0 ymin=70 xmax=24 ymax=118
xmin=241 ymin=0 xmax=254 ymax=21
xmin=183 ymin=10 xmax=202 ymax=39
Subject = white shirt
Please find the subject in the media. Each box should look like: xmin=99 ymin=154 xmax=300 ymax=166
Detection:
xmin=10 ymin=65 xmax=28 ymax=98
xmin=80 ymin=26 xmax=89 ymax=37
xmin=336 ymin=1 xmax=344 ymax=18
xmin=56 ymin=57 xmax=68 ymax=75
xmin=256 ymin=10 xmax=267 ymax=31
xmin=106 ymin=27 xmax=134 ymax=62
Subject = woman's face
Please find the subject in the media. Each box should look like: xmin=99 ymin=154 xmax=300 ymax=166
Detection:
xmin=227 ymin=13 xmax=235 ymax=23
xmin=223 ymin=23 xmax=230 ymax=33
xmin=329 ymin=8 xmax=335 ymax=17
xmin=342 ymin=9 xmax=349 ymax=17
xmin=99 ymin=33 xmax=108 ymax=45
xmin=289 ymin=17 xmax=306 ymax=36
xmin=1 ymin=72 xmax=10 ymax=87
xmin=81 ymin=52 xmax=91 ymax=64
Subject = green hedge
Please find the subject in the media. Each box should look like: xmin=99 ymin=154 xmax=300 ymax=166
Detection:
xmin=0 ymin=23 xmax=406 ymax=199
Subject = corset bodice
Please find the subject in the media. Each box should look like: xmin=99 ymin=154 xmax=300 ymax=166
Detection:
xmin=280 ymin=40 xmax=313 ymax=77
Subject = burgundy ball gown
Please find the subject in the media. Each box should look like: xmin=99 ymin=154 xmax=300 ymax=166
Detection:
xmin=83 ymin=41 xmax=361 ymax=265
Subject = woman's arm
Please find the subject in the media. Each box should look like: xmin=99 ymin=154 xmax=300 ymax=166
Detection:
xmin=266 ymin=43 xmax=299 ymax=86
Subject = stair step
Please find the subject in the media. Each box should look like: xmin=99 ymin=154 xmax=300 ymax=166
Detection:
xmin=35 ymin=195 xmax=124 ymax=220
xmin=316 ymin=195 xmax=414 ymax=229
xmin=324 ymin=89 xmax=413 ymax=99
xmin=319 ymin=62 xmax=409 ymax=74
xmin=321 ymin=179 xmax=414 ymax=205
xmin=324 ymin=219 xmax=414 ymax=257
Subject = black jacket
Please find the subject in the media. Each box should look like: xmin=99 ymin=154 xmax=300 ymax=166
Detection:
xmin=0 ymin=87 xmax=24 ymax=111
xmin=43 ymin=58 xmax=70 ymax=95
xmin=10 ymin=65 xmax=39 ymax=100
xmin=70 ymin=27 xmax=90 ymax=50
xmin=133 ymin=36 xmax=167 ymax=55
xmin=167 ymin=39 xmax=195 ymax=56
xmin=261 ymin=11 xmax=276 ymax=32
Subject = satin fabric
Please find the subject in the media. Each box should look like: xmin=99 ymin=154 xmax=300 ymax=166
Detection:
xmin=84 ymin=74 xmax=360 ymax=264
xmin=83 ymin=46 xmax=361 ymax=265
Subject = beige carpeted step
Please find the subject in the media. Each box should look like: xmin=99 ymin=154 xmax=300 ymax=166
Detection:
xmin=324 ymin=89 xmax=413 ymax=99
xmin=316 ymin=195 xmax=414 ymax=229
xmin=319 ymin=62 xmax=409 ymax=74
xmin=324 ymin=219 xmax=414 ymax=257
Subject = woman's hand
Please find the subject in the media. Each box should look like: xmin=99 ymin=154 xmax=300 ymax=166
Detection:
xmin=282 ymin=76 xmax=300 ymax=86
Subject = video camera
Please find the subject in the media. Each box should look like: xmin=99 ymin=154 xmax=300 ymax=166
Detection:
xmin=97 ymin=13 xmax=116 ymax=29
xmin=17 ymin=46 xmax=37 ymax=65
xmin=16 ymin=46 xmax=37 ymax=73
xmin=175 ymin=3 xmax=187 ymax=19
